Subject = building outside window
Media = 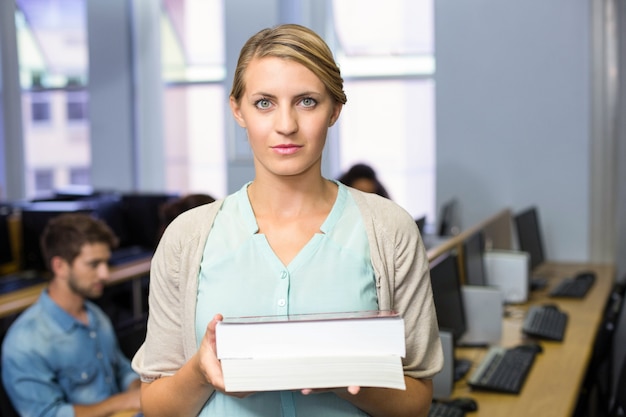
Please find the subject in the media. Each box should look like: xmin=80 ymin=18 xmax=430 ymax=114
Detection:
xmin=33 ymin=168 xmax=54 ymax=194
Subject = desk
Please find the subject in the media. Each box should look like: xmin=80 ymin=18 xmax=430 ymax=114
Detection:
xmin=451 ymin=261 xmax=615 ymax=417
xmin=0 ymin=257 xmax=151 ymax=319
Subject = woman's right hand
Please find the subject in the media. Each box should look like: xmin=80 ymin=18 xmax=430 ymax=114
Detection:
xmin=198 ymin=314 xmax=252 ymax=398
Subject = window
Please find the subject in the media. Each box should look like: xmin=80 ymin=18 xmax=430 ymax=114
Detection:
xmin=69 ymin=166 xmax=90 ymax=185
xmin=161 ymin=0 xmax=226 ymax=198
xmin=66 ymin=91 xmax=88 ymax=121
xmin=29 ymin=92 xmax=52 ymax=123
xmin=331 ymin=0 xmax=435 ymax=222
xmin=15 ymin=0 xmax=90 ymax=199
xmin=34 ymin=169 xmax=54 ymax=194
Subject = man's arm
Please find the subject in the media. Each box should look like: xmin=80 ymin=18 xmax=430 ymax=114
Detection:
xmin=73 ymin=382 xmax=141 ymax=417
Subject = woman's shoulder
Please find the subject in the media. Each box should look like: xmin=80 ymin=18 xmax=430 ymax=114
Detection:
xmin=348 ymin=187 xmax=413 ymax=221
xmin=178 ymin=198 xmax=223 ymax=220
xmin=162 ymin=199 xmax=224 ymax=239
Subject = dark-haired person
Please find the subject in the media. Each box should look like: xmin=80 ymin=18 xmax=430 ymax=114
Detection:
xmin=1 ymin=213 xmax=141 ymax=417
xmin=338 ymin=163 xmax=391 ymax=199
xmin=157 ymin=193 xmax=216 ymax=239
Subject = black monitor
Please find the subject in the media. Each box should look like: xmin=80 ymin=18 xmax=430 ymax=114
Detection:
xmin=90 ymin=193 xmax=128 ymax=247
xmin=415 ymin=215 xmax=426 ymax=234
xmin=462 ymin=230 xmax=487 ymax=286
xmin=0 ymin=204 xmax=14 ymax=265
xmin=20 ymin=200 xmax=99 ymax=272
xmin=438 ymin=199 xmax=459 ymax=237
xmin=429 ymin=251 xmax=467 ymax=342
xmin=514 ymin=206 xmax=546 ymax=271
xmin=120 ymin=193 xmax=177 ymax=250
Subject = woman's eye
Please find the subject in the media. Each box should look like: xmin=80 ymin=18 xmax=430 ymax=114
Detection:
xmin=255 ymin=99 xmax=271 ymax=109
xmin=301 ymin=97 xmax=317 ymax=108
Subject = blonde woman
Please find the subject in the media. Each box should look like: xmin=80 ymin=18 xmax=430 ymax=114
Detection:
xmin=132 ymin=24 xmax=442 ymax=417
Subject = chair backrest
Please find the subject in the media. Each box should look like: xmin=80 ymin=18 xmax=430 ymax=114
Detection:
xmin=611 ymin=356 xmax=626 ymax=416
xmin=611 ymin=282 xmax=626 ymax=415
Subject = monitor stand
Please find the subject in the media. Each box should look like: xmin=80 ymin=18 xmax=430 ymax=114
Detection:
xmin=530 ymin=276 xmax=548 ymax=291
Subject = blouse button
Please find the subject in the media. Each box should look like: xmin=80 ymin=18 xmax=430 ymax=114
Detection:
xmin=277 ymin=299 xmax=286 ymax=307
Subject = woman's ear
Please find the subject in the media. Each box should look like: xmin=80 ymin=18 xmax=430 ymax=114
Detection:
xmin=329 ymin=103 xmax=343 ymax=127
xmin=229 ymin=96 xmax=247 ymax=128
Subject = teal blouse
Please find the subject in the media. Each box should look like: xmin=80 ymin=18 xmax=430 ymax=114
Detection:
xmin=196 ymin=182 xmax=377 ymax=416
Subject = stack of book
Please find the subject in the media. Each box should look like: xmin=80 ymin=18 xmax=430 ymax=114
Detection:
xmin=216 ymin=310 xmax=406 ymax=392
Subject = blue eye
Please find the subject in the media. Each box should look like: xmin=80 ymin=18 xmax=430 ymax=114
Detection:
xmin=301 ymin=97 xmax=317 ymax=107
xmin=255 ymin=99 xmax=271 ymax=109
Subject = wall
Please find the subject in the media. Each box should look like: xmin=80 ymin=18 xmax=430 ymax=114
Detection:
xmin=616 ymin=0 xmax=626 ymax=280
xmin=0 ymin=0 xmax=26 ymax=200
xmin=435 ymin=0 xmax=605 ymax=263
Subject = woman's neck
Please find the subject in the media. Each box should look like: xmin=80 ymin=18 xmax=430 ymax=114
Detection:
xmin=247 ymin=176 xmax=337 ymax=219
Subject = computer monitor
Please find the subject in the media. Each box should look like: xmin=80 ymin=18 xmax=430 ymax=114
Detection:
xmin=415 ymin=215 xmax=426 ymax=234
xmin=0 ymin=204 xmax=14 ymax=266
xmin=429 ymin=251 xmax=467 ymax=342
xmin=438 ymin=199 xmax=459 ymax=237
xmin=462 ymin=230 xmax=487 ymax=286
xmin=429 ymin=251 xmax=472 ymax=380
xmin=514 ymin=206 xmax=546 ymax=271
xmin=120 ymin=193 xmax=178 ymax=250
xmin=90 ymin=193 xmax=128 ymax=247
xmin=20 ymin=200 xmax=98 ymax=272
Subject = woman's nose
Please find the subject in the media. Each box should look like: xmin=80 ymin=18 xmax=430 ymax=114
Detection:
xmin=275 ymin=106 xmax=298 ymax=135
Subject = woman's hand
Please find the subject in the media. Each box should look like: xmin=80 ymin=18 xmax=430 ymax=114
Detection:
xmin=198 ymin=314 xmax=253 ymax=398
xmin=301 ymin=386 xmax=361 ymax=396
xmin=197 ymin=314 xmax=225 ymax=389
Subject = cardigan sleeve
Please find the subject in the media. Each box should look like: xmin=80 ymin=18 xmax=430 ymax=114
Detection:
xmin=131 ymin=202 xmax=222 ymax=382
xmin=350 ymin=189 xmax=444 ymax=380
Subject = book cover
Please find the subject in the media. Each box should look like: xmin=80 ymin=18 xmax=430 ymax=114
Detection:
xmin=216 ymin=310 xmax=407 ymax=391
xmin=216 ymin=310 xmax=405 ymax=359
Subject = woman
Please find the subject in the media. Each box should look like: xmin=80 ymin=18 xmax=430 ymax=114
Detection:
xmin=338 ymin=163 xmax=391 ymax=199
xmin=132 ymin=24 xmax=442 ymax=417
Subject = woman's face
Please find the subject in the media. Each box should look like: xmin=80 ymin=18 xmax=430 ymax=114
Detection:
xmin=350 ymin=178 xmax=378 ymax=194
xmin=230 ymin=57 xmax=342 ymax=179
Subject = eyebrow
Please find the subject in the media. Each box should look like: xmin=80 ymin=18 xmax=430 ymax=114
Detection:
xmin=250 ymin=91 xmax=323 ymax=99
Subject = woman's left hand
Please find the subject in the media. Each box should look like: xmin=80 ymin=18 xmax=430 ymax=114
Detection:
xmin=301 ymin=386 xmax=361 ymax=396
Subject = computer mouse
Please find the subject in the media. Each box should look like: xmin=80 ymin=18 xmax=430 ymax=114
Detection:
xmin=576 ymin=271 xmax=596 ymax=281
xmin=517 ymin=342 xmax=543 ymax=354
xmin=449 ymin=397 xmax=478 ymax=412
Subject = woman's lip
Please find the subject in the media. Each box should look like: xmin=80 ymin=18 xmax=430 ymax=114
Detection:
xmin=272 ymin=144 xmax=302 ymax=155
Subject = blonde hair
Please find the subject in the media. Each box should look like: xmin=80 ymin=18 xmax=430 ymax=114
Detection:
xmin=230 ymin=24 xmax=347 ymax=105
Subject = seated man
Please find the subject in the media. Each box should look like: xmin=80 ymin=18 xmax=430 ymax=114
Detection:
xmin=2 ymin=213 xmax=141 ymax=417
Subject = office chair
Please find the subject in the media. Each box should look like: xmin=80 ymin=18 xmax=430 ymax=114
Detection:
xmin=610 ymin=357 xmax=626 ymax=417
xmin=575 ymin=281 xmax=625 ymax=417
xmin=609 ymin=281 xmax=626 ymax=417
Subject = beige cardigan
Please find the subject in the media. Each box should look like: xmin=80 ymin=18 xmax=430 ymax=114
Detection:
xmin=132 ymin=187 xmax=443 ymax=387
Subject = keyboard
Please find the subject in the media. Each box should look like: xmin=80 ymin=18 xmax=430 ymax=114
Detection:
xmin=467 ymin=345 xmax=539 ymax=394
xmin=522 ymin=304 xmax=568 ymax=341
xmin=428 ymin=402 xmax=465 ymax=417
xmin=549 ymin=272 xmax=596 ymax=298
xmin=0 ymin=274 xmax=47 ymax=295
